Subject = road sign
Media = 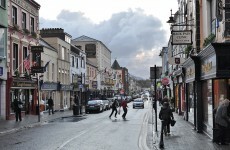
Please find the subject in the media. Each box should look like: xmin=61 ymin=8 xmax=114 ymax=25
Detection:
xmin=150 ymin=66 xmax=162 ymax=79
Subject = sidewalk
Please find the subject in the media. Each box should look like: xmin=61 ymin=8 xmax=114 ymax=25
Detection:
xmin=146 ymin=104 xmax=230 ymax=150
xmin=0 ymin=110 xmax=79 ymax=136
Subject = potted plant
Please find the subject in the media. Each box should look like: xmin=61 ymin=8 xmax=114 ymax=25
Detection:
xmin=203 ymin=34 xmax=215 ymax=47
xmin=23 ymin=28 xmax=30 ymax=35
xmin=31 ymin=32 xmax=37 ymax=38
xmin=13 ymin=24 xmax=20 ymax=31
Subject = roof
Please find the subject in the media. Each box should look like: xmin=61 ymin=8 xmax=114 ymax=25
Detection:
xmin=73 ymin=35 xmax=112 ymax=53
xmin=73 ymin=35 xmax=98 ymax=42
xmin=111 ymin=59 xmax=121 ymax=69
xmin=39 ymin=38 xmax=57 ymax=52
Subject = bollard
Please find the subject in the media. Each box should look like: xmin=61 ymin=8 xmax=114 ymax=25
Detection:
xmin=159 ymin=120 xmax=164 ymax=149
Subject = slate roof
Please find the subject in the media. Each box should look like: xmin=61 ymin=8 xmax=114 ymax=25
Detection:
xmin=111 ymin=59 xmax=121 ymax=69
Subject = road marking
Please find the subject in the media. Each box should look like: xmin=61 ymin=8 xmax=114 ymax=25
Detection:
xmin=138 ymin=110 xmax=150 ymax=150
xmin=55 ymin=123 xmax=102 ymax=150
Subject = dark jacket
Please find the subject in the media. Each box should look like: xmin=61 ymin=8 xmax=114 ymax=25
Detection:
xmin=159 ymin=103 xmax=174 ymax=124
xmin=48 ymin=98 xmax=54 ymax=107
xmin=112 ymin=100 xmax=118 ymax=108
xmin=13 ymin=99 xmax=23 ymax=112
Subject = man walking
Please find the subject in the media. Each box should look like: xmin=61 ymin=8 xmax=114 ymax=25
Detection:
xmin=13 ymin=98 xmax=23 ymax=121
xmin=48 ymin=96 xmax=54 ymax=115
xmin=121 ymin=98 xmax=128 ymax=120
xmin=109 ymin=99 xmax=119 ymax=118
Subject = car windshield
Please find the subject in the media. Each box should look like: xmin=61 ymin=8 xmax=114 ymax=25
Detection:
xmin=134 ymin=99 xmax=143 ymax=102
xmin=88 ymin=101 xmax=97 ymax=104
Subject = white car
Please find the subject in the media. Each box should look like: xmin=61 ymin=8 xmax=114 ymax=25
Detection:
xmin=133 ymin=99 xmax=144 ymax=109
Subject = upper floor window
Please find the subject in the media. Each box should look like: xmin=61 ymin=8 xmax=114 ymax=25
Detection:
xmin=13 ymin=43 xmax=19 ymax=73
xmin=65 ymin=36 xmax=71 ymax=44
xmin=0 ymin=28 xmax=6 ymax=57
xmin=23 ymin=46 xmax=28 ymax=71
xmin=30 ymin=17 xmax=34 ymax=32
xmin=61 ymin=46 xmax=65 ymax=60
xmin=12 ymin=6 xmax=17 ymax=25
xmin=71 ymin=56 xmax=74 ymax=67
xmin=76 ymin=58 xmax=78 ymax=68
xmin=22 ymin=12 xmax=26 ymax=29
xmin=0 ymin=0 xmax=6 ymax=8
xmin=52 ymin=63 xmax=54 ymax=81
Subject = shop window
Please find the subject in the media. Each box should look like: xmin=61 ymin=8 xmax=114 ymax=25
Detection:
xmin=202 ymin=80 xmax=213 ymax=128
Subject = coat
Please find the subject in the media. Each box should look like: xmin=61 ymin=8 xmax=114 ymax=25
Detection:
xmin=159 ymin=103 xmax=174 ymax=124
xmin=215 ymin=99 xmax=230 ymax=127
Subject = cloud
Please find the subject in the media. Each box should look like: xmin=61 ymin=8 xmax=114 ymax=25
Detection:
xmin=39 ymin=9 xmax=166 ymax=79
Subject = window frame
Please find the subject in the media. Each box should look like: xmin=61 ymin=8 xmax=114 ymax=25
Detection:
xmin=12 ymin=6 xmax=17 ymax=25
xmin=13 ymin=43 xmax=19 ymax=73
xmin=30 ymin=17 xmax=34 ymax=32
xmin=0 ymin=0 xmax=6 ymax=8
xmin=22 ymin=12 xmax=27 ymax=29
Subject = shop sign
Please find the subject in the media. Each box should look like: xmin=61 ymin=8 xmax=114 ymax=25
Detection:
xmin=201 ymin=55 xmax=216 ymax=79
xmin=61 ymin=84 xmax=74 ymax=91
xmin=41 ymin=82 xmax=58 ymax=90
xmin=150 ymin=66 xmax=162 ymax=79
xmin=171 ymin=30 xmax=192 ymax=45
xmin=12 ymin=81 xmax=37 ymax=88
xmin=31 ymin=46 xmax=44 ymax=73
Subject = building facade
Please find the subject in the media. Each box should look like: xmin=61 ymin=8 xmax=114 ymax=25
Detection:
xmin=72 ymin=35 xmax=113 ymax=99
xmin=0 ymin=0 xmax=8 ymax=120
xmin=40 ymin=28 xmax=72 ymax=111
xmin=6 ymin=0 xmax=40 ymax=120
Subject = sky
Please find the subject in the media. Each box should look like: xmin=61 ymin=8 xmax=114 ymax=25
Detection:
xmin=36 ymin=0 xmax=178 ymax=79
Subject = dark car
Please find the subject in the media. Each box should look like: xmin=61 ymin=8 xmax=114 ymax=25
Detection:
xmin=133 ymin=99 xmax=144 ymax=109
xmin=86 ymin=100 xmax=104 ymax=113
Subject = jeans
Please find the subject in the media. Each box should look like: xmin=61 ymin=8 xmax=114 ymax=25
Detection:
xmin=109 ymin=107 xmax=117 ymax=117
xmin=122 ymin=107 xmax=127 ymax=118
xmin=49 ymin=106 xmax=54 ymax=115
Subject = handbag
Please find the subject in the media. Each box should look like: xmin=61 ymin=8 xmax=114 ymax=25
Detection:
xmin=18 ymin=104 xmax=23 ymax=109
xmin=118 ymin=107 xmax=121 ymax=115
xmin=170 ymin=119 xmax=176 ymax=126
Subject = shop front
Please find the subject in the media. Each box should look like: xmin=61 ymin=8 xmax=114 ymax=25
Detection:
xmin=183 ymin=56 xmax=200 ymax=128
xmin=172 ymin=68 xmax=185 ymax=115
xmin=7 ymin=78 xmax=37 ymax=120
xmin=198 ymin=43 xmax=230 ymax=140
xmin=60 ymin=84 xmax=73 ymax=111
xmin=40 ymin=82 xmax=59 ymax=111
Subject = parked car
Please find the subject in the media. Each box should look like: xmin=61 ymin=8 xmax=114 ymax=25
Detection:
xmin=106 ymin=98 xmax=113 ymax=108
xmin=126 ymin=96 xmax=133 ymax=102
xmin=102 ymin=100 xmax=110 ymax=110
xmin=86 ymin=100 xmax=104 ymax=113
xmin=133 ymin=99 xmax=144 ymax=109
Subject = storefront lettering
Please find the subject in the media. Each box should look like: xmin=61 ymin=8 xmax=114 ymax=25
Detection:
xmin=202 ymin=61 xmax=212 ymax=73
xmin=13 ymin=82 xmax=36 ymax=87
xmin=186 ymin=67 xmax=195 ymax=77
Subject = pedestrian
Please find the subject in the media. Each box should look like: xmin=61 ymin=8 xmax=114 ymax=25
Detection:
xmin=159 ymin=102 xmax=174 ymax=135
xmin=109 ymin=99 xmax=119 ymax=118
xmin=13 ymin=98 xmax=23 ymax=122
xmin=48 ymin=96 xmax=54 ymax=115
xmin=74 ymin=95 xmax=79 ymax=105
xmin=215 ymin=99 xmax=230 ymax=145
xmin=161 ymin=96 xmax=169 ymax=106
xmin=121 ymin=98 xmax=128 ymax=120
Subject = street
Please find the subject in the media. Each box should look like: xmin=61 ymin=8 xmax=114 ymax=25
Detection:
xmin=0 ymin=100 xmax=151 ymax=150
